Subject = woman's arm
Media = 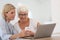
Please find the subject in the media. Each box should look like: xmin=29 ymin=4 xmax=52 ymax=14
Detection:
xmin=1 ymin=27 xmax=26 ymax=40
xmin=9 ymin=30 xmax=26 ymax=40
xmin=0 ymin=25 xmax=12 ymax=40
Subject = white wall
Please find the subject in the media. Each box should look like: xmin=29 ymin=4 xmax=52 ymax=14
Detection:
xmin=0 ymin=0 xmax=59 ymax=33
xmin=0 ymin=0 xmax=51 ymax=24
xmin=51 ymin=0 xmax=60 ymax=33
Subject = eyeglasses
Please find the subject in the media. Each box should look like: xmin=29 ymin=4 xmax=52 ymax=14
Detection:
xmin=18 ymin=14 xmax=28 ymax=16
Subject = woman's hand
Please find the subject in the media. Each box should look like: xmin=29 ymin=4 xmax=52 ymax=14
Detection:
xmin=9 ymin=30 xmax=34 ymax=40
xmin=19 ymin=30 xmax=34 ymax=37
xmin=19 ymin=30 xmax=26 ymax=37
xmin=9 ymin=30 xmax=26 ymax=40
xmin=25 ymin=30 xmax=34 ymax=36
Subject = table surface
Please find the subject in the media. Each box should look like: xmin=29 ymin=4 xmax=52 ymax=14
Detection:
xmin=35 ymin=36 xmax=60 ymax=40
xmin=21 ymin=36 xmax=60 ymax=40
xmin=14 ymin=34 xmax=60 ymax=40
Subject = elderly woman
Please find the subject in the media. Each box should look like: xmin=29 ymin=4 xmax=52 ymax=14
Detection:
xmin=0 ymin=4 xmax=23 ymax=40
xmin=14 ymin=6 xmax=40 ymax=38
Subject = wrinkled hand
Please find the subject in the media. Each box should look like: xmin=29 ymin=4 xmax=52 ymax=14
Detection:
xmin=9 ymin=30 xmax=26 ymax=40
xmin=25 ymin=30 xmax=34 ymax=36
xmin=9 ymin=30 xmax=34 ymax=40
xmin=19 ymin=30 xmax=26 ymax=37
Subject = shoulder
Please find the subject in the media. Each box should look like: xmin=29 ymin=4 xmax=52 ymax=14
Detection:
xmin=13 ymin=21 xmax=18 ymax=28
xmin=30 ymin=18 xmax=40 ymax=24
xmin=0 ymin=17 xmax=5 ymax=26
xmin=30 ymin=18 xmax=40 ymax=26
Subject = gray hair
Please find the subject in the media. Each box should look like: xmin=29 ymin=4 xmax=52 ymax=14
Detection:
xmin=17 ymin=6 xmax=29 ymax=14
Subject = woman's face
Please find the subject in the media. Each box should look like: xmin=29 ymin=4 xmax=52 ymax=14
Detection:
xmin=5 ymin=9 xmax=15 ymax=20
xmin=18 ymin=11 xmax=28 ymax=22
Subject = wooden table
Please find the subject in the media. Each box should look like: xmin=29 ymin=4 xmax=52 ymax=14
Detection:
xmin=14 ymin=36 xmax=60 ymax=40
xmin=14 ymin=34 xmax=60 ymax=40
xmin=34 ymin=36 xmax=60 ymax=40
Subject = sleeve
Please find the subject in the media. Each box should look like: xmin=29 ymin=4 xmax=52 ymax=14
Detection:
xmin=0 ymin=37 xmax=2 ymax=40
xmin=31 ymin=19 xmax=40 ymax=33
xmin=0 ymin=28 xmax=2 ymax=40
xmin=0 ymin=22 xmax=12 ymax=40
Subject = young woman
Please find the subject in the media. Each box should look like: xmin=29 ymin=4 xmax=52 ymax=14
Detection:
xmin=0 ymin=4 xmax=21 ymax=40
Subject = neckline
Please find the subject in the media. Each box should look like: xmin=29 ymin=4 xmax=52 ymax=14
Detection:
xmin=17 ymin=19 xmax=31 ymax=32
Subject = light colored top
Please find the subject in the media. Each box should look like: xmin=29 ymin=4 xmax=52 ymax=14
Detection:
xmin=0 ymin=27 xmax=2 ymax=40
xmin=14 ymin=19 xmax=38 ymax=40
xmin=14 ymin=19 xmax=38 ymax=33
xmin=0 ymin=17 xmax=16 ymax=40
xmin=0 ymin=17 xmax=38 ymax=40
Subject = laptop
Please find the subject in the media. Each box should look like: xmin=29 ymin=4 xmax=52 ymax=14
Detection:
xmin=24 ymin=23 xmax=56 ymax=39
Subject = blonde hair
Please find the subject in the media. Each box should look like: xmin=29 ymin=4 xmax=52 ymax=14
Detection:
xmin=2 ymin=4 xmax=15 ymax=18
xmin=17 ymin=6 xmax=29 ymax=14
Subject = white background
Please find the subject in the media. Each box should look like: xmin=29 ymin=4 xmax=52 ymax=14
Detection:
xmin=0 ymin=0 xmax=60 ymax=33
